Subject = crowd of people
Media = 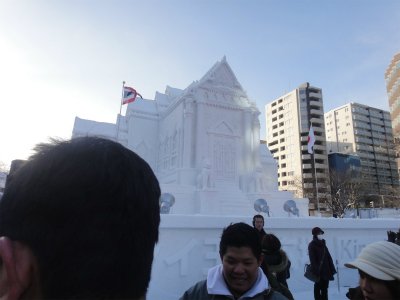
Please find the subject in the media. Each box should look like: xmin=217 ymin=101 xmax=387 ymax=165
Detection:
xmin=0 ymin=136 xmax=399 ymax=300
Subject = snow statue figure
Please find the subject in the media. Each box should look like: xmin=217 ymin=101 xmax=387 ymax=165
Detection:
xmin=72 ymin=56 xmax=308 ymax=216
xmin=196 ymin=158 xmax=214 ymax=190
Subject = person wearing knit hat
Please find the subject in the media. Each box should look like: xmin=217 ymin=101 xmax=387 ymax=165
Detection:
xmin=345 ymin=241 xmax=400 ymax=300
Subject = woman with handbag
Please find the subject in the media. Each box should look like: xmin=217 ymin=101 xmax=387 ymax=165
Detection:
xmin=308 ymin=227 xmax=336 ymax=300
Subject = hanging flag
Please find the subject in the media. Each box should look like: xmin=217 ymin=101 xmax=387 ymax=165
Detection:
xmin=122 ymin=86 xmax=143 ymax=105
xmin=307 ymin=126 xmax=316 ymax=154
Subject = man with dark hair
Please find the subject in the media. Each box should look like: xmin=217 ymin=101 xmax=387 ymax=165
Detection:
xmin=180 ymin=223 xmax=288 ymax=300
xmin=253 ymin=214 xmax=267 ymax=242
xmin=0 ymin=137 xmax=161 ymax=300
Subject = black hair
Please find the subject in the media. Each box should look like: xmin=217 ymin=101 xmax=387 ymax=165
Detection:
xmin=252 ymin=214 xmax=264 ymax=227
xmin=387 ymin=280 xmax=400 ymax=299
xmin=219 ymin=222 xmax=262 ymax=259
xmin=261 ymin=233 xmax=281 ymax=254
xmin=0 ymin=137 xmax=161 ymax=299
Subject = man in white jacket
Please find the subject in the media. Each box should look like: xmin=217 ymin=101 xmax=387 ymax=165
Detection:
xmin=180 ymin=222 xmax=288 ymax=300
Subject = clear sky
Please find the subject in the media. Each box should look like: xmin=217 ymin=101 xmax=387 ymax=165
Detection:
xmin=1 ymin=0 xmax=399 ymax=168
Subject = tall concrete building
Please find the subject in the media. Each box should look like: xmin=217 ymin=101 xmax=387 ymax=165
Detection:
xmin=266 ymin=83 xmax=330 ymax=215
xmin=325 ymin=103 xmax=399 ymax=196
xmin=385 ymin=52 xmax=400 ymax=142
xmin=385 ymin=52 xmax=400 ymax=174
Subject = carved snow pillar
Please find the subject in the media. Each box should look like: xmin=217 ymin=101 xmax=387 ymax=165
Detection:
xmin=243 ymin=109 xmax=253 ymax=172
xmin=183 ymin=99 xmax=195 ymax=168
xmin=196 ymin=101 xmax=205 ymax=167
xmin=252 ymin=112 xmax=261 ymax=167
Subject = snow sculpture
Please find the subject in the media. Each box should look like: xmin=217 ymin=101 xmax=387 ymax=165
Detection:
xmin=72 ymin=56 xmax=308 ymax=216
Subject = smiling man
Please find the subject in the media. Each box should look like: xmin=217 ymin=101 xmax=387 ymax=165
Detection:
xmin=180 ymin=223 xmax=288 ymax=300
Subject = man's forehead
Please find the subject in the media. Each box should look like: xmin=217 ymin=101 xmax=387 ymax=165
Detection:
xmin=223 ymin=246 xmax=257 ymax=259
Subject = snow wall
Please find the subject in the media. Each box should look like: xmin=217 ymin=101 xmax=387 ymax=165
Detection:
xmin=148 ymin=215 xmax=399 ymax=300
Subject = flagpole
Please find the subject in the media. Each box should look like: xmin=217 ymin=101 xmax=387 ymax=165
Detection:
xmin=310 ymin=122 xmax=320 ymax=215
xmin=119 ymin=81 xmax=125 ymax=115
xmin=116 ymin=81 xmax=125 ymax=142
xmin=313 ymin=147 xmax=320 ymax=215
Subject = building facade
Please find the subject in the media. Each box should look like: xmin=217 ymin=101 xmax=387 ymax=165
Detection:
xmin=385 ymin=52 xmax=400 ymax=141
xmin=265 ymin=83 xmax=330 ymax=215
xmin=325 ymin=103 xmax=399 ymax=196
xmin=385 ymin=52 xmax=400 ymax=173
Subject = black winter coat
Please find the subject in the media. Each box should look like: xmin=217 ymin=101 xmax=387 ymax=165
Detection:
xmin=261 ymin=249 xmax=291 ymax=287
xmin=308 ymin=237 xmax=336 ymax=281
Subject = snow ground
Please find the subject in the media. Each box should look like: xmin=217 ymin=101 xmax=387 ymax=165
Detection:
xmin=293 ymin=288 xmax=349 ymax=300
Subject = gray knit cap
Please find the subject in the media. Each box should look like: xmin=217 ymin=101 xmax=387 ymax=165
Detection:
xmin=345 ymin=241 xmax=400 ymax=281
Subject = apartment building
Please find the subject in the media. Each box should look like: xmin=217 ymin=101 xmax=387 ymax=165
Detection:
xmin=265 ymin=83 xmax=330 ymax=215
xmin=385 ymin=52 xmax=400 ymax=141
xmin=385 ymin=52 xmax=400 ymax=173
xmin=325 ymin=103 xmax=399 ymax=196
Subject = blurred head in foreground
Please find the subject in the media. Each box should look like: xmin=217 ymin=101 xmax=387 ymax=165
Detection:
xmin=0 ymin=137 xmax=161 ymax=300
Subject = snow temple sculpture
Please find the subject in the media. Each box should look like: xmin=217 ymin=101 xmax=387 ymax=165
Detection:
xmin=72 ymin=57 xmax=308 ymax=216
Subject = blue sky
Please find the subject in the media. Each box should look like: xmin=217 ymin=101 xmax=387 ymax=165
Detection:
xmin=1 ymin=0 xmax=399 ymax=167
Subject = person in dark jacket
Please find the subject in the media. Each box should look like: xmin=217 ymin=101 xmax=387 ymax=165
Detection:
xmin=261 ymin=234 xmax=291 ymax=288
xmin=308 ymin=227 xmax=337 ymax=300
xmin=253 ymin=214 xmax=267 ymax=242
xmin=261 ymin=234 xmax=294 ymax=300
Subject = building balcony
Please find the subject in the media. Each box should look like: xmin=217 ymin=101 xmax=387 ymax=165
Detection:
xmin=355 ymin=116 xmax=371 ymax=123
xmin=354 ymin=129 xmax=372 ymax=137
xmin=301 ymin=136 xmax=309 ymax=142
xmin=372 ymin=132 xmax=386 ymax=139
xmin=356 ymin=144 xmax=374 ymax=151
xmin=314 ymin=153 xmax=326 ymax=160
xmin=310 ymin=108 xmax=323 ymax=115
xmin=355 ymin=137 xmax=373 ymax=144
xmin=353 ymin=121 xmax=371 ymax=130
xmin=375 ymin=155 xmax=389 ymax=161
xmin=376 ymin=162 xmax=390 ymax=168
xmin=310 ymin=117 xmax=324 ymax=124
xmin=309 ymin=92 xmax=322 ymax=98
xmin=310 ymin=100 xmax=322 ymax=107
xmin=303 ymin=164 xmax=312 ymax=169
xmin=313 ymin=126 xmax=325 ymax=133
xmin=358 ymin=152 xmax=375 ymax=159
xmin=360 ymin=160 xmax=375 ymax=167
xmin=370 ymin=119 xmax=384 ymax=126
xmin=313 ymin=144 xmax=326 ymax=151
xmin=315 ymin=163 xmax=328 ymax=169
xmin=316 ymin=172 xmax=329 ymax=179
xmin=369 ymin=110 xmax=384 ymax=118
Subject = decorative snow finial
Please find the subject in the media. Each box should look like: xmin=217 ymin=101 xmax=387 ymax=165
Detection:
xmin=222 ymin=55 xmax=227 ymax=62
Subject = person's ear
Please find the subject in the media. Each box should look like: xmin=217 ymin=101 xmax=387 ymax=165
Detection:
xmin=0 ymin=237 xmax=38 ymax=300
